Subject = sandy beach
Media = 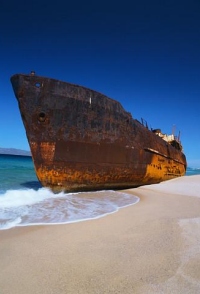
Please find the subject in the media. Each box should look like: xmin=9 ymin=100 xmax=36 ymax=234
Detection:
xmin=1 ymin=175 xmax=200 ymax=294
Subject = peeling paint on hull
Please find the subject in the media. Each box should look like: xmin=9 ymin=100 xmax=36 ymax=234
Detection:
xmin=11 ymin=73 xmax=187 ymax=192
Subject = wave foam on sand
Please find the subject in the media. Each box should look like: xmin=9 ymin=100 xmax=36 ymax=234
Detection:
xmin=0 ymin=189 xmax=139 ymax=230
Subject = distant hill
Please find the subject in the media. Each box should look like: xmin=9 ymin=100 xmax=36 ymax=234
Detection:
xmin=0 ymin=147 xmax=31 ymax=156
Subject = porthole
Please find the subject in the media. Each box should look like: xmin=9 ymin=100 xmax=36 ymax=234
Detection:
xmin=38 ymin=112 xmax=46 ymax=122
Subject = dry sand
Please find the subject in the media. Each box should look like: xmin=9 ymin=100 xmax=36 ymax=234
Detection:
xmin=1 ymin=175 xmax=200 ymax=294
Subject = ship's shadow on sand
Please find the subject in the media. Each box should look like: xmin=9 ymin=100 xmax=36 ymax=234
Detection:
xmin=20 ymin=181 xmax=42 ymax=190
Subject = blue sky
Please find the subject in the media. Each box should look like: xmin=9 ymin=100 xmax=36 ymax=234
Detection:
xmin=1 ymin=0 xmax=200 ymax=167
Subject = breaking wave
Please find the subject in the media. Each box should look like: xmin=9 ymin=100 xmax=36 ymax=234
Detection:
xmin=0 ymin=188 xmax=139 ymax=230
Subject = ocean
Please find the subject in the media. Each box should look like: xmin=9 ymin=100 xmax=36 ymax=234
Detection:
xmin=0 ymin=154 xmax=139 ymax=230
xmin=1 ymin=154 xmax=199 ymax=230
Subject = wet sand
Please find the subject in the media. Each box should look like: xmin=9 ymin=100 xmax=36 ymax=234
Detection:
xmin=1 ymin=175 xmax=200 ymax=294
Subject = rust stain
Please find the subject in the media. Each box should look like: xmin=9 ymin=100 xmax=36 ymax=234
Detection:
xmin=40 ymin=142 xmax=55 ymax=161
xmin=10 ymin=73 xmax=187 ymax=193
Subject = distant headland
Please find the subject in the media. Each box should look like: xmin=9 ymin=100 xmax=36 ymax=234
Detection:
xmin=0 ymin=147 xmax=31 ymax=156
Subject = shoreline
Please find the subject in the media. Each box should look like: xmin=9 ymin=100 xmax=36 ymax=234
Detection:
xmin=1 ymin=175 xmax=200 ymax=293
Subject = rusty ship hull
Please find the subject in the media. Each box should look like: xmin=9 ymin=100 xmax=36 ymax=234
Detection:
xmin=11 ymin=73 xmax=187 ymax=192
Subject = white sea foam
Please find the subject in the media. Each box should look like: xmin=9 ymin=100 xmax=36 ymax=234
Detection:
xmin=0 ymin=217 xmax=22 ymax=230
xmin=0 ymin=188 xmax=139 ymax=230
xmin=0 ymin=188 xmax=59 ymax=207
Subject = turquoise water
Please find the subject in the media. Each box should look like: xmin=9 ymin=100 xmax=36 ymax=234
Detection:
xmin=0 ymin=154 xmax=139 ymax=230
xmin=1 ymin=154 xmax=199 ymax=230
xmin=0 ymin=154 xmax=198 ymax=193
xmin=186 ymin=167 xmax=200 ymax=176
xmin=0 ymin=154 xmax=40 ymax=193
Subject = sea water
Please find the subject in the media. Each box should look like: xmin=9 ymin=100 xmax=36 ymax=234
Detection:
xmin=186 ymin=167 xmax=200 ymax=176
xmin=0 ymin=154 xmax=139 ymax=230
